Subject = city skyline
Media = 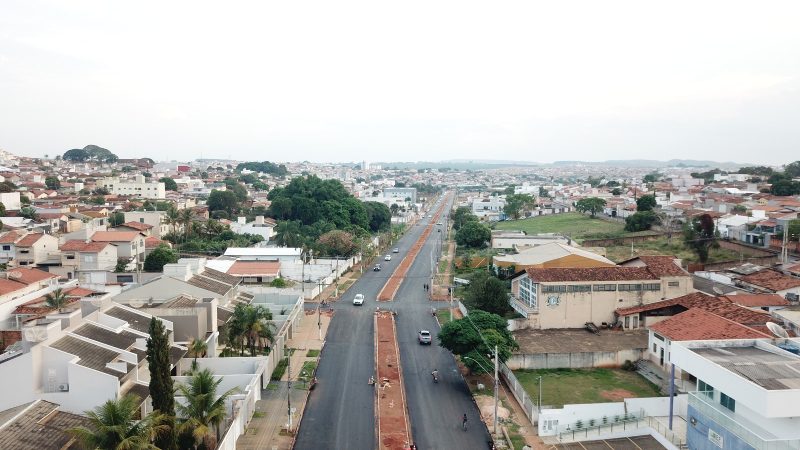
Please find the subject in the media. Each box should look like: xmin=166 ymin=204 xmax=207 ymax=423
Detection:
xmin=2 ymin=1 xmax=800 ymax=165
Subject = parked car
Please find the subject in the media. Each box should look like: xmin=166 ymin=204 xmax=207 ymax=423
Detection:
xmin=384 ymin=254 xmax=392 ymax=261
xmin=392 ymin=248 xmax=399 ymax=253
xmin=418 ymin=330 xmax=432 ymax=345
xmin=373 ymin=264 xmax=381 ymax=271
xmin=353 ymin=294 xmax=365 ymax=306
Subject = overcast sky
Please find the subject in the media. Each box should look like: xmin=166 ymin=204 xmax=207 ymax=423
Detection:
xmin=2 ymin=1 xmax=799 ymax=165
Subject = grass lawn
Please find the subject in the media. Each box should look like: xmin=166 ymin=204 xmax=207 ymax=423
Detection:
xmin=513 ymin=368 xmax=661 ymax=408
xmin=495 ymin=213 xmax=641 ymax=243
xmin=604 ymin=236 xmax=740 ymax=264
xmin=306 ymin=349 xmax=320 ymax=357
xmin=436 ymin=308 xmax=453 ymax=325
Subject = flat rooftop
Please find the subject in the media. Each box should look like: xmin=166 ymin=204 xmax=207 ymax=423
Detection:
xmin=514 ymin=329 xmax=648 ymax=354
xmin=546 ymin=435 xmax=668 ymax=449
xmin=692 ymin=344 xmax=800 ymax=390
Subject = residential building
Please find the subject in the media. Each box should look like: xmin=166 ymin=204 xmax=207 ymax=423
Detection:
xmin=206 ymin=260 xmax=281 ymax=284
xmin=91 ymin=231 xmax=146 ymax=267
xmin=223 ymin=247 xmax=303 ymax=263
xmin=472 ymin=196 xmax=505 ymax=220
xmin=490 ymin=231 xmax=572 ymax=250
xmin=383 ymin=187 xmax=417 ymax=204
xmin=737 ymin=269 xmax=800 ymax=298
xmin=671 ymin=339 xmax=800 ymax=450
xmin=100 ymin=175 xmax=166 ymax=199
xmin=123 ymin=211 xmax=170 ymax=238
xmin=0 ymin=192 xmax=21 ymax=211
xmin=115 ymin=221 xmax=154 ymax=236
xmin=13 ymin=233 xmax=59 ymax=267
xmin=0 ymin=231 xmax=22 ymax=264
xmin=55 ymin=240 xmax=118 ymax=283
xmin=230 ymin=216 xmax=275 ymax=241
xmin=510 ymin=256 xmax=693 ymax=329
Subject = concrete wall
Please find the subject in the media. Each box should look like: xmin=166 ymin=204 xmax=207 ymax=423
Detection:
xmin=507 ymin=349 xmax=643 ymax=370
xmin=687 ymin=404 xmax=756 ymax=450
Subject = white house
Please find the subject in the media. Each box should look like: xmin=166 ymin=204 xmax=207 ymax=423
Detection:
xmin=230 ymin=216 xmax=275 ymax=241
xmin=101 ymin=175 xmax=166 ymax=199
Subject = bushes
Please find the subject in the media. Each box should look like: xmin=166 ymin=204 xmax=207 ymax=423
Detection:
xmin=271 ymin=357 xmax=289 ymax=381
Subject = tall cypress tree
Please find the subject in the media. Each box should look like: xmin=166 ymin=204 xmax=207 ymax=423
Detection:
xmin=147 ymin=317 xmax=177 ymax=450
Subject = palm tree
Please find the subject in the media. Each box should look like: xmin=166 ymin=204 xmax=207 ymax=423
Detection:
xmin=44 ymin=288 xmax=68 ymax=313
xmin=176 ymin=369 xmax=238 ymax=450
xmin=187 ymin=337 xmax=208 ymax=371
xmin=166 ymin=206 xmax=180 ymax=237
xmin=68 ymin=394 xmax=168 ymax=450
xmin=179 ymin=208 xmax=195 ymax=241
xmin=228 ymin=304 xmax=275 ymax=356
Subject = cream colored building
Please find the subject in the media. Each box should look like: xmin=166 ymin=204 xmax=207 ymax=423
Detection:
xmin=493 ymin=242 xmax=614 ymax=271
xmin=101 ymin=175 xmax=166 ymax=199
xmin=510 ymin=256 xmax=693 ymax=329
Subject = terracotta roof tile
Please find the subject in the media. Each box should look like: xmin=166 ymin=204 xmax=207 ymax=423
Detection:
xmin=650 ymin=308 xmax=772 ymax=341
xmin=740 ymin=270 xmax=800 ymax=292
xmin=59 ymin=240 xmax=111 ymax=252
xmin=616 ymin=292 xmax=773 ymax=327
xmin=144 ymin=236 xmax=168 ymax=248
xmin=525 ymin=266 xmax=657 ymax=282
xmin=0 ymin=278 xmax=27 ymax=295
xmin=721 ymin=293 xmax=790 ymax=307
xmin=14 ymin=233 xmax=46 ymax=247
xmin=91 ymin=231 xmax=143 ymax=242
xmin=0 ymin=231 xmax=21 ymax=244
xmin=6 ymin=267 xmax=59 ymax=285
xmin=119 ymin=221 xmax=153 ymax=231
xmin=228 ymin=261 xmax=280 ymax=276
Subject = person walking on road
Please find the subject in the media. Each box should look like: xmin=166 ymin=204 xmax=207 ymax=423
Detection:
xmin=462 ymin=413 xmax=468 ymax=431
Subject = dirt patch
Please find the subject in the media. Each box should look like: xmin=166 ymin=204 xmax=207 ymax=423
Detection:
xmin=375 ymin=311 xmax=412 ymax=449
xmin=378 ymin=197 xmax=451 ymax=301
xmin=599 ymin=388 xmax=636 ymax=401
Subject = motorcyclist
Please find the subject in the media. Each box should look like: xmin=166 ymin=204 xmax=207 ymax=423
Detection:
xmin=431 ymin=369 xmax=439 ymax=382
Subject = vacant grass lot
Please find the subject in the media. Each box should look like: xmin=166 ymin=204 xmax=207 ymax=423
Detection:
xmin=604 ymin=237 xmax=740 ymax=264
xmin=495 ymin=213 xmax=639 ymax=243
xmin=513 ymin=368 xmax=661 ymax=408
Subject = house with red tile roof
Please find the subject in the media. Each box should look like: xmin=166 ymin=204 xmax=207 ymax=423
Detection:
xmin=91 ymin=231 xmax=145 ymax=267
xmin=55 ymin=240 xmax=118 ymax=283
xmin=0 ymin=231 xmax=23 ymax=264
xmin=11 ymin=233 xmax=59 ymax=268
xmin=226 ymin=261 xmax=281 ymax=283
xmin=510 ymin=257 xmax=693 ymax=329
xmin=720 ymin=293 xmax=790 ymax=312
xmin=738 ymin=269 xmax=800 ymax=297
xmin=115 ymin=221 xmax=154 ymax=236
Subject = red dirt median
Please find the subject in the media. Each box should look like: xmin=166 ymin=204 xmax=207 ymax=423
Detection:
xmin=377 ymin=195 xmax=451 ymax=301
xmin=375 ymin=311 xmax=412 ymax=450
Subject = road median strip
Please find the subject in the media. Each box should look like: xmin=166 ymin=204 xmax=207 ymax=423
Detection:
xmin=374 ymin=310 xmax=413 ymax=450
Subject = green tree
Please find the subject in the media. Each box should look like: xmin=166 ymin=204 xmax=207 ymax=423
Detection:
xmin=147 ymin=317 xmax=177 ymax=450
xmin=68 ymin=394 xmax=168 ymax=450
xmin=176 ymin=369 xmax=238 ymax=450
xmin=144 ymin=245 xmax=178 ymax=272
xmin=274 ymin=220 xmax=305 ymax=248
xmin=44 ymin=288 xmax=68 ymax=312
xmin=502 ymin=185 xmax=516 ymax=195
xmin=228 ymin=304 xmax=275 ymax=356
xmin=0 ymin=181 xmax=16 ymax=193
xmin=771 ymin=179 xmax=800 ymax=196
xmin=452 ymin=206 xmax=478 ymax=231
xmin=207 ymin=190 xmax=239 ymax=215
xmin=636 ymin=194 xmax=657 ymax=212
xmin=575 ymin=197 xmax=607 ymax=218
xmin=363 ymin=201 xmax=391 ymax=232
xmin=179 ymin=209 xmax=195 ymax=241
xmin=63 ymin=148 xmax=90 ymax=162
xmin=624 ymin=211 xmax=659 ymax=232
xmin=316 ymin=229 xmax=357 ymax=256
xmin=438 ymin=310 xmax=518 ymax=374
xmin=160 ymin=177 xmax=178 ymax=191
xmin=684 ymin=213 xmax=718 ymax=263
xmin=455 ymin=221 xmax=491 ymax=248
xmin=784 ymin=161 xmax=800 ymax=178
xmin=187 ymin=337 xmax=208 ymax=371
xmin=643 ymin=173 xmax=660 ymax=183
xmin=231 ymin=183 xmax=248 ymax=203
xmin=19 ymin=206 xmax=38 ymax=220
xmin=109 ymin=211 xmax=125 ymax=227
xmin=611 ymin=188 xmax=622 ymax=196
xmin=390 ymin=203 xmax=400 ymax=216
xmin=463 ymin=271 xmax=511 ymax=316
xmin=0 ymin=202 xmax=5 ymax=216
xmin=787 ymin=220 xmax=800 ymax=242
xmin=45 ymin=176 xmax=60 ymax=190
xmin=732 ymin=204 xmax=747 ymax=215
xmin=503 ymin=194 xmax=535 ymax=220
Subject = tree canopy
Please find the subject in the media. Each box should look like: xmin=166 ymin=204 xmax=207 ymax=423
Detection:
xmin=207 ymin=190 xmax=240 ymax=215
xmin=624 ymin=211 xmax=659 ymax=232
xmin=316 ymin=230 xmax=358 ymax=256
xmin=438 ymin=310 xmax=518 ymax=374
xmin=235 ymin=161 xmax=288 ymax=176
xmin=63 ymin=145 xmax=118 ymax=163
xmin=684 ymin=214 xmax=719 ymax=263
xmin=575 ymin=197 xmax=606 ymax=218
xmin=455 ymin=221 xmax=491 ymax=248
xmin=463 ymin=271 xmax=512 ymax=316
xmin=452 ymin=206 xmax=478 ymax=231
xmin=636 ymin=194 xmax=657 ymax=212
xmin=147 ymin=317 xmax=177 ymax=450
xmin=144 ymin=245 xmax=178 ymax=272
xmin=45 ymin=176 xmax=60 ymax=190
xmin=503 ymin=194 xmax=535 ymax=220
xmin=160 ymin=177 xmax=178 ymax=191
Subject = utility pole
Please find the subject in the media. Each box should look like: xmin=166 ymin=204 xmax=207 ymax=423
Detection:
xmin=287 ymin=345 xmax=292 ymax=430
xmin=301 ymin=251 xmax=305 ymax=300
xmin=538 ymin=376 xmax=542 ymax=411
xmin=493 ymin=345 xmax=499 ymax=435
xmin=449 ymin=284 xmax=454 ymax=323
xmin=334 ymin=256 xmax=339 ymax=298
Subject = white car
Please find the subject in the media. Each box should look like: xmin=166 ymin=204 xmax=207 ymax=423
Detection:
xmin=384 ymin=255 xmax=392 ymax=261
xmin=353 ymin=294 xmax=365 ymax=306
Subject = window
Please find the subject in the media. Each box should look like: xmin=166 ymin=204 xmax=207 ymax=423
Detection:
xmin=643 ymin=283 xmax=661 ymax=291
xmin=698 ymin=380 xmax=714 ymax=399
xmin=519 ymin=277 xmax=537 ymax=309
xmin=653 ymin=333 xmax=665 ymax=341
xmin=139 ymin=218 xmax=145 ymax=223
xmin=668 ymin=281 xmax=680 ymax=287
xmin=1 ymin=245 xmax=9 ymax=251
xmin=619 ymin=284 xmax=642 ymax=291
xmin=542 ymin=285 xmax=567 ymax=293
xmin=720 ymin=393 xmax=735 ymax=412
xmin=652 ymin=343 xmax=657 ymax=353
xmin=117 ymin=275 xmax=134 ymax=283
xmin=593 ymin=284 xmax=617 ymax=291
xmin=567 ymin=284 xmax=591 ymax=292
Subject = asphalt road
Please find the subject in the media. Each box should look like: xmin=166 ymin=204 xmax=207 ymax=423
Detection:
xmin=295 ymin=194 xmax=491 ymax=450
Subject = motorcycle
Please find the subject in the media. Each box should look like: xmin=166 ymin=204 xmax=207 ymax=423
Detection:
xmin=431 ymin=371 xmax=439 ymax=383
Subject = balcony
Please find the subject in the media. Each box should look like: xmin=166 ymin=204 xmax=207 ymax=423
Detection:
xmin=509 ymin=295 xmax=537 ymax=318
xmin=689 ymin=392 xmax=800 ymax=450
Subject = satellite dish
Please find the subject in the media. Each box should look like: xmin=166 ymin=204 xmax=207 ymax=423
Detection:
xmin=712 ymin=287 xmax=724 ymax=295
xmin=129 ymin=298 xmax=145 ymax=308
xmin=767 ymin=322 xmax=790 ymax=339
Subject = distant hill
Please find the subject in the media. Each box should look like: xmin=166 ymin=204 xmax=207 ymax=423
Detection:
xmin=552 ymin=159 xmax=752 ymax=169
xmin=379 ymin=158 xmax=753 ymax=170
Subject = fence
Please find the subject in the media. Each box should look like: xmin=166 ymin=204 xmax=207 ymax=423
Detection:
xmin=557 ymin=416 xmax=685 ymax=447
xmin=498 ymin=362 xmax=539 ymax=426
xmin=581 ymin=233 xmax=663 ymax=247
xmin=507 ymin=349 xmax=643 ymax=370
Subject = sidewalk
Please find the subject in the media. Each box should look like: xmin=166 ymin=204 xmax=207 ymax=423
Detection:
xmin=236 ymin=310 xmax=331 ymax=450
